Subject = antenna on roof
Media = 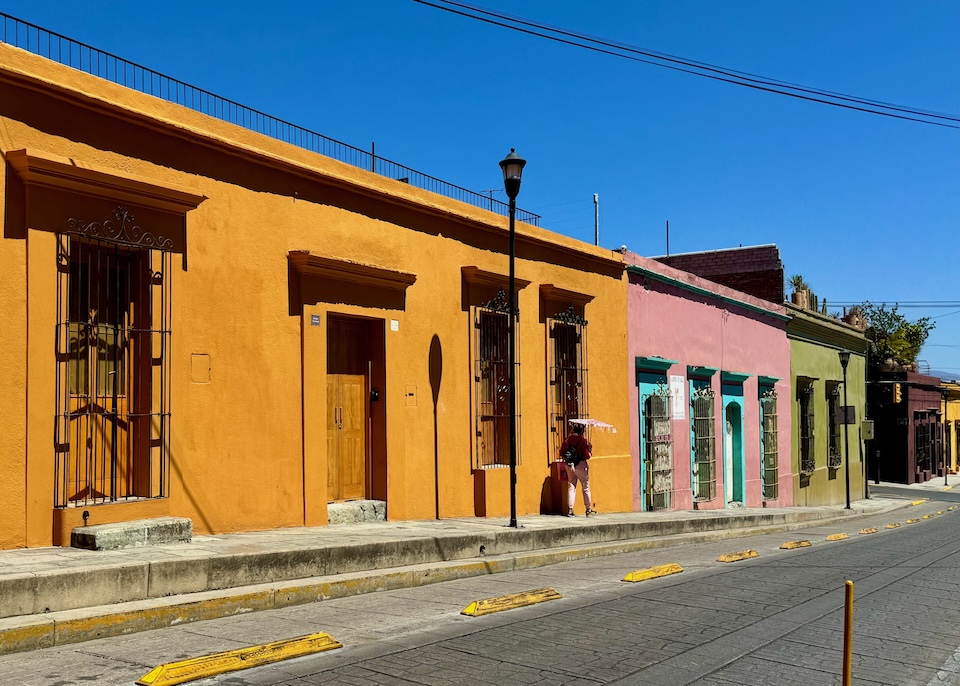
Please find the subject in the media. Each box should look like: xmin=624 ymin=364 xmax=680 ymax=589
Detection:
xmin=666 ymin=220 xmax=670 ymax=257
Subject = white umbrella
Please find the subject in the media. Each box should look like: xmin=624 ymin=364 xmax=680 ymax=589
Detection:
xmin=568 ymin=418 xmax=617 ymax=433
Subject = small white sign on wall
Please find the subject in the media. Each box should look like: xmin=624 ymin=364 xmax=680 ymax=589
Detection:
xmin=670 ymin=375 xmax=686 ymax=420
xmin=390 ymin=319 xmax=399 ymax=332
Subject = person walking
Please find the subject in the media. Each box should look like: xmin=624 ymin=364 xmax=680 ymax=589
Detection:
xmin=560 ymin=423 xmax=595 ymax=516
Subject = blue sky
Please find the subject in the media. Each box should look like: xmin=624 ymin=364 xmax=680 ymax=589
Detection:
xmin=6 ymin=1 xmax=958 ymax=374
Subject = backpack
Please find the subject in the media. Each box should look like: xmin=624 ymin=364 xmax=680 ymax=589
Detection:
xmin=563 ymin=437 xmax=581 ymax=465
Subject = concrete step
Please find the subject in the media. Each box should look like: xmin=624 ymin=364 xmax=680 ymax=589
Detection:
xmin=70 ymin=517 xmax=193 ymax=551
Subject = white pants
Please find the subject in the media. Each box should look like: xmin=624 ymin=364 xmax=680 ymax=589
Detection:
xmin=566 ymin=460 xmax=591 ymax=512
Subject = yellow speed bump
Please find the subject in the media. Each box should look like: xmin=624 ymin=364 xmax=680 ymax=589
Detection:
xmin=623 ymin=563 xmax=683 ymax=583
xmin=136 ymin=632 xmax=341 ymax=686
xmin=950 ymin=506 xmax=959 ymax=511
xmin=717 ymin=550 xmax=758 ymax=563
xmin=923 ymin=514 xmax=934 ymax=520
xmin=885 ymin=523 xmax=901 ymax=529
xmin=937 ymin=510 xmax=946 ymax=515
xmin=859 ymin=528 xmax=878 ymax=535
xmin=826 ymin=533 xmax=849 ymax=541
xmin=911 ymin=499 xmax=928 ymax=506
xmin=944 ymin=485 xmax=954 ymax=492
xmin=461 ymin=587 xmax=561 ymax=616
xmin=906 ymin=518 xmax=920 ymax=524
xmin=780 ymin=540 xmax=811 ymax=550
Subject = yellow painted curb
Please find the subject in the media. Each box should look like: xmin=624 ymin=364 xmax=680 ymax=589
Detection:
xmin=622 ymin=563 xmax=683 ymax=583
xmin=826 ymin=533 xmax=848 ymax=541
xmin=906 ymin=518 xmax=920 ymax=524
xmin=461 ymin=587 xmax=562 ymax=617
xmin=943 ymin=485 xmax=954 ymax=492
xmin=780 ymin=540 xmax=811 ymax=550
xmin=859 ymin=528 xmax=878 ymax=535
xmin=911 ymin=499 xmax=928 ymax=506
xmin=885 ymin=523 xmax=901 ymax=529
xmin=717 ymin=550 xmax=758 ymax=563
xmin=136 ymin=632 xmax=341 ymax=685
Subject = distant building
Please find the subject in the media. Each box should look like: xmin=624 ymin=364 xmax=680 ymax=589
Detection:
xmin=624 ymin=251 xmax=793 ymax=512
xmin=868 ymin=372 xmax=947 ymax=484
xmin=787 ymin=305 xmax=869 ymax=506
xmin=652 ymin=245 xmax=785 ymax=305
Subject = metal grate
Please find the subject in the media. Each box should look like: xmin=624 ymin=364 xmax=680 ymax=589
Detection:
xmin=828 ymin=385 xmax=842 ymax=469
xmin=644 ymin=385 xmax=673 ymax=510
xmin=473 ymin=290 xmax=520 ymax=469
xmin=692 ymin=385 xmax=716 ymax=501
xmin=548 ymin=305 xmax=588 ymax=463
xmin=799 ymin=383 xmax=815 ymax=476
xmin=760 ymin=390 xmax=778 ymax=500
xmin=54 ymin=210 xmax=171 ymax=508
xmin=0 ymin=11 xmax=540 ymax=227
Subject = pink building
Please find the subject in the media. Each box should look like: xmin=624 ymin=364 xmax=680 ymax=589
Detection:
xmin=625 ymin=251 xmax=793 ymax=512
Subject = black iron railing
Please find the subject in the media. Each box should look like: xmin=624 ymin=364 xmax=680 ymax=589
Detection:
xmin=0 ymin=12 xmax=540 ymax=227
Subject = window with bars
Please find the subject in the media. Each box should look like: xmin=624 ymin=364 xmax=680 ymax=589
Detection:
xmin=547 ymin=305 xmax=587 ymax=462
xmin=691 ymin=383 xmax=716 ymax=501
xmin=644 ymin=385 xmax=673 ymax=510
xmin=798 ymin=383 xmax=816 ymax=476
xmin=760 ymin=388 xmax=779 ymax=500
xmin=827 ymin=385 xmax=842 ymax=469
xmin=473 ymin=289 xmax=519 ymax=469
xmin=54 ymin=213 xmax=172 ymax=508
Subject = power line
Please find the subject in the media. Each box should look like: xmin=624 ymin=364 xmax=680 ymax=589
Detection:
xmin=415 ymin=0 xmax=960 ymax=129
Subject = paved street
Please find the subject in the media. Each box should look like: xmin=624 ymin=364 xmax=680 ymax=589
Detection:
xmin=2 ymin=486 xmax=959 ymax=685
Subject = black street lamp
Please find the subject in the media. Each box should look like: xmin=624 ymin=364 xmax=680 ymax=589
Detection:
xmin=839 ymin=350 xmax=852 ymax=509
xmin=500 ymin=148 xmax=526 ymax=529
xmin=943 ymin=387 xmax=951 ymax=487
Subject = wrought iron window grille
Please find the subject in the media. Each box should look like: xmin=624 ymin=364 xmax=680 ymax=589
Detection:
xmin=54 ymin=212 xmax=172 ymax=508
xmin=760 ymin=391 xmax=779 ymax=500
xmin=643 ymin=384 xmax=673 ymax=511
xmin=548 ymin=304 xmax=587 ymax=463
xmin=691 ymin=384 xmax=716 ymax=501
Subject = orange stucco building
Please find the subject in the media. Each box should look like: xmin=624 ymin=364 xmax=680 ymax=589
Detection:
xmin=0 ymin=41 xmax=632 ymax=548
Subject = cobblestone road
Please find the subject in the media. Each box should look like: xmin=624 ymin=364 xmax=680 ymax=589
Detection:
xmin=3 ymin=486 xmax=959 ymax=685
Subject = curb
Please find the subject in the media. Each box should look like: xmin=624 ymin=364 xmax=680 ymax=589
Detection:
xmin=0 ymin=501 xmax=909 ymax=656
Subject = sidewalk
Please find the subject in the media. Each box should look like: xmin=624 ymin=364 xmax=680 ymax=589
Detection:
xmin=0 ymin=497 xmax=914 ymax=655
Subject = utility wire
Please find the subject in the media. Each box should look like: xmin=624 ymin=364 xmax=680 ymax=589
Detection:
xmin=414 ymin=0 xmax=960 ymax=129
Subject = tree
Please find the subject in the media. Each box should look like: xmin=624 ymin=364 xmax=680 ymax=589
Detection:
xmin=860 ymin=302 xmax=935 ymax=369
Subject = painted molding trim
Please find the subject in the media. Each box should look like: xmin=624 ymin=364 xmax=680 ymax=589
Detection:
xmin=461 ymin=266 xmax=531 ymax=291
xmin=687 ymin=365 xmax=719 ymax=378
xmin=721 ymin=371 xmax=752 ymax=384
xmin=626 ymin=264 xmax=789 ymax=322
xmin=758 ymin=375 xmax=781 ymax=386
xmin=5 ymin=148 xmax=206 ymax=213
xmin=288 ymin=251 xmax=416 ymax=290
xmin=637 ymin=356 xmax=678 ymax=372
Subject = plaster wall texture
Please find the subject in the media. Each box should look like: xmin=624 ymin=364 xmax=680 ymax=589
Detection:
xmin=0 ymin=43 xmax=631 ymax=547
xmin=624 ymin=252 xmax=792 ymax=513
xmin=787 ymin=307 xmax=868 ymax=507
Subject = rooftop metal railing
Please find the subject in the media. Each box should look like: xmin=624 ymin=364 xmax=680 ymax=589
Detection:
xmin=0 ymin=12 xmax=540 ymax=226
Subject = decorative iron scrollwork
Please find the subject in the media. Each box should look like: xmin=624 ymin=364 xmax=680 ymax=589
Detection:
xmin=553 ymin=304 xmax=587 ymax=326
xmin=762 ymin=388 xmax=778 ymax=400
xmin=68 ymin=206 xmax=174 ymax=250
xmin=828 ymin=453 xmax=842 ymax=469
xmin=800 ymin=458 xmax=816 ymax=476
xmin=480 ymin=288 xmax=518 ymax=316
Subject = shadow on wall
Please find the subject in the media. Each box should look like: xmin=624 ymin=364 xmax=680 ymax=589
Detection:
xmin=429 ymin=334 xmax=442 ymax=520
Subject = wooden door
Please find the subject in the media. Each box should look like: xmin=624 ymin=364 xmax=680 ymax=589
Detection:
xmin=327 ymin=318 xmax=368 ymax=502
